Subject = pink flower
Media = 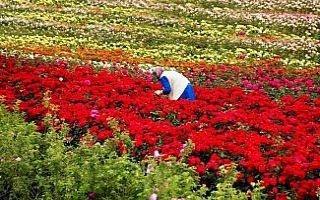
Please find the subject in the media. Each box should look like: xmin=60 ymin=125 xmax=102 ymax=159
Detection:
xmin=305 ymin=79 xmax=314 ymax=87
xmin=154 ymin=150 xmax=160 ymax=158
xmin=252 ymin=84 xmax=260 ymax=90
xmin=84 ymin=79 xmax=91 ymax=85
xmin=180 ymin=143 xmax=187 ymax=153
xmin=87 ymin=192 xmax=96 ymax=199
xmin=90 ymin=109 xmax=99 ymax=118
xmin=268 ymin=79 xmax=281 ymax=88
xmin=205 ymin=79 xmax=212 ymax=86
xmin=294 ymin=78 xmax=303 ymax=84
xmin=238 ymin=53 xmax=246 ymax=60
xmin=209 ymin=74 xmax=216 ymax=80
xmin=307 ymin=87 xmax=313 ymax=92
xmin=246 ymin=83 xmax=253 ymax=90
xmin=53 ymin=58 xmax=60 ymax=66
xmin=150 ymin=193 xmax=157 ymax=200
xmin=146 ymin=73 xmax=152 ymax=82
xmin=283 ymin=79 xmax=294 ymax=87
xmin=295 ymin=86 xmax=302 ymax=92
xmin=241 ymin=80 xmax=250 ymax=86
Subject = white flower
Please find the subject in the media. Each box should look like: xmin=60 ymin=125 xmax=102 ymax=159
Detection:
xmin=149 ymin=193 xmax=157 ymax=200
xmin=153 ymin=150 xmax=160 ymax=158
xmin=146 ymin=164 xmax=153 ymax=174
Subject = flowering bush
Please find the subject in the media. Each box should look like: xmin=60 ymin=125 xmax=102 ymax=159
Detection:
xmin=0 ymin=54 xmax=319 ymax=199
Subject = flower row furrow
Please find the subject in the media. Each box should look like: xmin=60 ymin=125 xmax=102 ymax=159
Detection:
xmin=97 ymin=0 xmax=320 ymax=34
xmin=2 ymin=14 xmax=318 ymax=56
xmin=2 ymin=0 xmax=319 ymax=36
xmin=4 ymin=0 xmax=320 ymax=14
xmin=1 ymin=30 xmax=318 ymax=68
xmin=210 ymin=0 xmax=320 ymax=14
xmin=1 ymin=1 xmax=319 ymax=68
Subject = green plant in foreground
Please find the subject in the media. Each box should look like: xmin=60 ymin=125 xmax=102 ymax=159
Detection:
xmin=208 ymin=164 xmax=266 ymax=200
xmin=0 ymin=101 xmax=266 ymax=199
xmin=0 ymin=102 xmax=43 ymax=199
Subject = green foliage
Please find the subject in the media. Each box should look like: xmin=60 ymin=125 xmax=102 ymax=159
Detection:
xmin=0 ymin=103 xmax=267 ymax=199
xmin=0 ymin=103 xmax=203 ymax=199
xmin=0 ymin=103 xmax=43 ymax=199
xmin=208 ymin=164 xmax=267 ymax=200
xmin=139 ymin=157 xmax=208 ymax=199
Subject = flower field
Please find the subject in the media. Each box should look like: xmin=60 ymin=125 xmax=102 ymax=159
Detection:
xmin=0 ymin=0 xmax=320 ymax=199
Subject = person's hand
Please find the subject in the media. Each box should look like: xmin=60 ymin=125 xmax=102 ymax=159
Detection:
xmin=154 ymin=90 xmax=163 ymax=95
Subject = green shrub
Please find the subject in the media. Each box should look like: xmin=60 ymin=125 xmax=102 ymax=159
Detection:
xmin=0 ymin=103 xmax=44 ymax=199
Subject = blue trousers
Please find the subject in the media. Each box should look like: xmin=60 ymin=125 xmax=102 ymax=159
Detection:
xmin=179 ymin=83 xmax=196 ymax=101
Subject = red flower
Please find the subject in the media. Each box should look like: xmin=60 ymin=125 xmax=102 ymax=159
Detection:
xmin=1 ymin=54 xmax=319 ymax=199
xmin=188 ymin=156 xmax=201 ymax=166
xmin=196 ymin=164 xmax=206 ymax=175
xmin=262 ymin=176 xmax=277 ymax=188
xmin=96 ymin=130 xmax=113 ymax=141
xmin=247 ymin=176 xmax=255 ymax=184
xmin=275 ymin=192 xmax=288 ymax=200
xmin=238 ymin=30 xmax=246 ymax=36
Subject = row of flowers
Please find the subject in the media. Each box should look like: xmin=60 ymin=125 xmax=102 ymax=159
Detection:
xmin=101 ymin=0 xmax=319 ymax=33
xmin=0 ymin=30 xmax=318 ymax=69
xmin=0 ymin=54 xmax=319 ymax=199
xmin=2 ymin=2 xmax=318 ymax=34
xmin=1 ymin=49 xmax=319 ymax=98
xmin=1 ymin=2 xmax=319 ymax=68
xmin=1 ymin=49 xmax=319 ymax=100
xmin=210 ymin=0 xmax=320 ymax=14
xmin=5 ymin=0 xmax=320 ymax=14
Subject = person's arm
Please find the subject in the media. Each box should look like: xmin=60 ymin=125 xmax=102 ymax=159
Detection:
xmin=159 ymin=76 xmax=171 ymax=94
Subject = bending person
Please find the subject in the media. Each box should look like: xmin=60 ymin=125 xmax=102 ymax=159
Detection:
xmin=152 ymin=67 xmax=196 ymax=101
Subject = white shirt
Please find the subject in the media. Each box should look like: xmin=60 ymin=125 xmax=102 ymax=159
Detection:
xmin=160 ymin=71 xmax=190 ymax=100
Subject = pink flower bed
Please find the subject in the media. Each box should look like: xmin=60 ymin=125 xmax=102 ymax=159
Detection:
xmin=0 ymin=54 xmax=319 ymax=199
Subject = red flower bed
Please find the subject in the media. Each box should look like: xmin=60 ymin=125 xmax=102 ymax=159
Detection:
xmin=0 ymin=54 xmax=319 ymax=199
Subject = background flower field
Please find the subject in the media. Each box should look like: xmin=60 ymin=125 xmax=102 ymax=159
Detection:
xmin=0 ymin=0 xmax=319 ymax=199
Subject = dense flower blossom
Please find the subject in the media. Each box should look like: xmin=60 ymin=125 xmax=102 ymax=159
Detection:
xmin=0 ymin=54 xmax=319 ymax=199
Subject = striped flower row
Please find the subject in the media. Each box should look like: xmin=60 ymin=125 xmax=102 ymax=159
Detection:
xmin=1 ymin=5 xmax=319 ymax=68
